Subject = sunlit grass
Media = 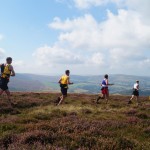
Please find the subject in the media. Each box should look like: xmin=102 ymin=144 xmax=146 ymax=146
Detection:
xmin=0 ymin=93 xmax=149 ymax=149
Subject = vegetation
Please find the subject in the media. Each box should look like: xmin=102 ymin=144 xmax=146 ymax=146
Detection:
xmin=10 ymin=74 xmax=150 ymax=95
xmin=0 ymin=92 xmax=150 ymax=149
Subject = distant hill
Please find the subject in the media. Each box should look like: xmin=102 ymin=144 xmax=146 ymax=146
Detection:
xmin=9 ymin=74 xmax=150 ymax=96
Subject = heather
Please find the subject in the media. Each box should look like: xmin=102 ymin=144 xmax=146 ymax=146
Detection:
xmin=0 ymin=93 xmax=150 ymax=149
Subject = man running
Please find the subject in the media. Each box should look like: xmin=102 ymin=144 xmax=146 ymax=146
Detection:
xmin=57 ymin=70 xmax=73 ymax=106
xmin=96 ymin=74 xmax=114 ymax=104
xmin=128 ymin=80 xmax=139 ymax=105
xmin=0 ymin=57 xmax=15 ymax=106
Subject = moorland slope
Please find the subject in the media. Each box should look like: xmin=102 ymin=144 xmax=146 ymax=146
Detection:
xmin=0 ymin=92 xmax=150 ymax=149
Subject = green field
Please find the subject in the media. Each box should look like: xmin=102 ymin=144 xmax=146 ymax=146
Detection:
xmin=0 ymin=93 xmax=150 ymax=149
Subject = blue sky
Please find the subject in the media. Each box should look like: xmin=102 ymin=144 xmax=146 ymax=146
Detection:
xmin=0 ymin=0 xmax=150 ymax=75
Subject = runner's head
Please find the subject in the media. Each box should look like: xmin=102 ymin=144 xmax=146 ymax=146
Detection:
xmin=65 ymin=70 xmax=70 ymax=76
xmin=6 ymin=57 xmax=12 ymax=64
xmin=136 ymin=80 xmax=139 ymax=83
xmin=104 ymin=74 xmax=108 ymax=79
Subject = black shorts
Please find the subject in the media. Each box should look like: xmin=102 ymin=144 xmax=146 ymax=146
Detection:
xmin=132 ymin=89 xmax=139 ymax=96
xmin=0 ymin=77 xmax=9 ymax=91
xmin=61 ymin=87 xmax=68 ymax=96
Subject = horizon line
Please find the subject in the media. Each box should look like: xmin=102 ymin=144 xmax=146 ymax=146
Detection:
xmin=15 ymin=73 xmax=150 ymax=78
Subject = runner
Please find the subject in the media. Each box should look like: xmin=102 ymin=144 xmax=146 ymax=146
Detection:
xmin=0 ymin=57 xmax=15 ymax=106
xmin=128 ymin=80 xmax=139 ymax=105
xmin=57 ymin=70 xmax=73 ymax=106
xmin=96 ymin=74 xmax=114 ymax=104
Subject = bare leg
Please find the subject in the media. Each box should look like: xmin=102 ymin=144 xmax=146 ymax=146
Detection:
xmin=96 ymin=94 xmax=105 ymax=103
xmin=104 ymin=89 xmax=109 ymax=104
xmin=57 ymin=95 xmax=64 ymax=105
xmin=128 ymin=95 xmax=134 ymax=104
xmin=101 ymin=94 xmax=104 ymax=99
xmin=5 ymin=90 xmax=14 ymax=106
xmin=5 ymin=90 xmax=11 ymax=100
xmin=105 ymin=94 xmax=109 ymax=104
xmin=96 ymin=96 xmax=100 ymax=103
xmin=130 ymin=95 xmax=134 ymax=101
xmin=57 ymin=95 xmax=66 ymax=106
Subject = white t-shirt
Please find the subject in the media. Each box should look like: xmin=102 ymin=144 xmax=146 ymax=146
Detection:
xmin=134 ymin=83 xmax=139 ymax=90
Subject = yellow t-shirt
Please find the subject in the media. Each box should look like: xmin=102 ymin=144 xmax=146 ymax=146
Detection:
xmin=60 ymin=75 xmax=69 ymax=85
xmin=1 ymin=64 xmax=11 ymax=79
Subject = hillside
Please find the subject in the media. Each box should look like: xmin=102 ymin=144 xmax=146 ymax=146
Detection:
xmin=0 ymin=93 xmax=149 ymax=149
xmin=9 ymin=74 xmax=150 ymax=96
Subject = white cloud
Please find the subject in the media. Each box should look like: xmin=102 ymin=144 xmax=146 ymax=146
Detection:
xmin=49 ymin=14 xmax=103 ymax=51
xmin=88 ymin=52 xmax=105 ymax=66
xmin=109 ymin=48 xmax=147 ymax=69
xmin=73 ymin=0 xmax=150 ymax=25
xmin=139 ymin=58 xmax=150 ymax=68
xmin=73 ymin=0 xmax=108 ymax=9
xmin=12 ymin=60 xmax=24 ymax=73
xmin=73 ymin=0 xmax=150 ymax=27
xmin=102 ymin=10 xmax=150 ymax=49
xmin=126 ymin=0 xmax=150 ymax=16
xmin=0 ymin=48 xmax=5 ymax=59
xmin=49 ymin=10 xmax=150 ymax=51
xmin=13 ymin=60 xmax=24 ymax=66
xmin=33 ymin=0 xmax=150 ymax=75
xmin=33 ymin=45 xmax=83 ymax=66
xmin=49 ymin=15 xmax=98 ymax=31
xmin=73 ymin=0 xmax=127 ymax=9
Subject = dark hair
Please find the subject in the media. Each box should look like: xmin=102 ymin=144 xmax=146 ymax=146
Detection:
xmin=6 ymin=57 xmax=12 ymax=61
xmin=104 ymin=74 xmax=108 ymax=79
xmin=65 ymin=70 xmax=70 ymax=74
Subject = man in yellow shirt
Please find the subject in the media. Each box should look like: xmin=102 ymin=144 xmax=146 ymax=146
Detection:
xmin=57 ymin=70 xmax=73 ymax=105
xmin=0 ymin=57 xmax=15 ymax=106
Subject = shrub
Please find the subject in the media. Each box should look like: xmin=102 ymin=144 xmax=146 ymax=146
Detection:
xmin=50 ymin=109 xmax=67 ymax=117
xmin=126 ymin=109 xmax=137 ymax=116
xmin=127 ymin=117 xmax=139 ymax=125
xmin=33 ymin=113 xmax=51 ymax=120
xmin=136 ymin=113 xmax=149 ymax=119
xmin=20 ymin=130 xmax=56 ymax=145
xmin=78 ymin=136 xmax=97 ymax=148
xmin=0 ymin=134 xmax=17 ymax=150
xmin=69 ymin=111 xmax=77 ymax=116
xmin=0 ymin=124 xmax=17 ymax=132
xmin=81 ymin=108 xmax=92 ymax=114
xmin=0 ymin=107 xmax=14 ymax=114
xmin=143 ymin=127 xmax=150 ymax=137
xmin=117 ymin=137 xmax=137 ymax=149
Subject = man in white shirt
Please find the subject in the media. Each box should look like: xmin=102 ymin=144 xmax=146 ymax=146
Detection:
xmin=128 ymin=80 xmax=139 ymax=105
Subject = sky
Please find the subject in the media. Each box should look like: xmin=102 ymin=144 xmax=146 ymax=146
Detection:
xmin=0 ymin=0 xmax=150 ymax=76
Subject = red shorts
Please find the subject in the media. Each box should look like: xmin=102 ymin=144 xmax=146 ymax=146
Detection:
xmin=101 ymin=87 xmax=108 ymax=95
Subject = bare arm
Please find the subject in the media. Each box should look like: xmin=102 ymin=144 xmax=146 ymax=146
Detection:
xmin=67 ymin=77 xmax=73 ymax=85
xmin=9 ymin=65 xmax=15 ymax=76
xmin=106 ymin=79 xmax=109 ymax=85
xmin=58 ymin=78 xmax=61 ymax=84
xmin=106 ymin=79 xmax=114 ymax=86
xmin=108 ymin=83 xmax=114 ymax=86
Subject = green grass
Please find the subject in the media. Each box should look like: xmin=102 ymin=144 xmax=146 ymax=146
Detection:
xmin=0 ymin=92 xmax=149 ymax=149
